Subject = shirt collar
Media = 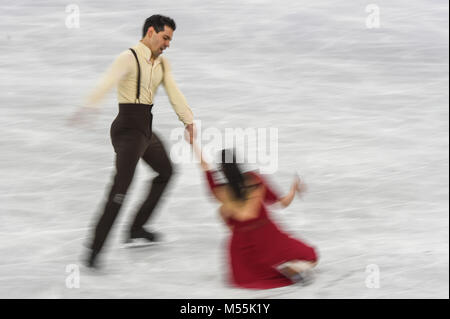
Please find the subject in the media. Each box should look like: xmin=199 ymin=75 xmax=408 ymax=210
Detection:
xmin=136 ymin=41 xmax=161 ymax=65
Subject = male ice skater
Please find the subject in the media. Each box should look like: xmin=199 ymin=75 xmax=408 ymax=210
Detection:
xmin=70 ymin=15 xmax=195 ymax=268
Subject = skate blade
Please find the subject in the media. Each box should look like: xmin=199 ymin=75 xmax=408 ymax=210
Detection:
xmin=122 ymin=240 xmax=160 ymax=249
xmin=122 ymin=237 xmax=176 ymax=249
xmin=274 ymin=262 xmax=315 ymax=286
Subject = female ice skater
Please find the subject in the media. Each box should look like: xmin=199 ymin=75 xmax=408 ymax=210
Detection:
xmin=188 ymin=138 xmax=319 ymax=289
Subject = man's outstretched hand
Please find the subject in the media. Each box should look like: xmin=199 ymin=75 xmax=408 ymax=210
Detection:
xmin=67 ymin=107 xmax=100 ymax=127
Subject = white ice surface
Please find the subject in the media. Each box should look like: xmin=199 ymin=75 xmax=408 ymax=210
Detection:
xmin=0 ymin=0 xmax=448 ymax=298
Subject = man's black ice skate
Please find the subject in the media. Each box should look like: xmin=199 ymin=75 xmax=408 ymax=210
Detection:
xmin=84 ymin=249 xmax=100 ymax=270
xmin=124 ymin=228 xmax=161 ymax=248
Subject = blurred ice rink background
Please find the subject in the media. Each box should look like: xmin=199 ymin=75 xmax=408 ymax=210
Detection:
xmin=0 ymin=0 xmax=448 ymax=298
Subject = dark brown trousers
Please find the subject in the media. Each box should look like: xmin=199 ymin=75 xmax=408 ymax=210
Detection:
xmin=90 ymin=103 xmax=173 ymax=254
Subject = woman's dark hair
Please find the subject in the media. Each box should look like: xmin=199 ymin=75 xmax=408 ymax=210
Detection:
xmin=142 ymin=15 xmax=176 ymax=38
xmin=220 ymin=149 xmax=248 ymax=201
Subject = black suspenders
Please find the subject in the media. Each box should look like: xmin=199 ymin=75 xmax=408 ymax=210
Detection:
xmin=129 ymin=48 xmax=141 ymax=103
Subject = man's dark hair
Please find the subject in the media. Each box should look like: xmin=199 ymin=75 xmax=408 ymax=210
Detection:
xmin=142 ymin=15 xmax=176 ymax=38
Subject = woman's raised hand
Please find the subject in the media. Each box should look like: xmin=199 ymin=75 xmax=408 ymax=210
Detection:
xmin=293 ymin=174 xmax=307 ymax=197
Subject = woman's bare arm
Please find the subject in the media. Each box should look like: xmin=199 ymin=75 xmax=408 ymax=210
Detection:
xmin=189 ymin=138 xmax=228 ymax=203
xmin=191 ymin=140 xmax=212 ymax=171
xmin=278 ymin=175 xmax=307 ymax=208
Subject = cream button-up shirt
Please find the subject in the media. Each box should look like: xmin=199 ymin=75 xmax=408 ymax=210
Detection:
xmin=85 ymin=41 xmax=194 ymax=125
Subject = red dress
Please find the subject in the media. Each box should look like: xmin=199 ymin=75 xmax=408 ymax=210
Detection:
xmin=205 ymin=170 xmax=318 ymax=289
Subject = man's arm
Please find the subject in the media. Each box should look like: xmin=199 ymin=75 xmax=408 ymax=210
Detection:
xmin=84 ymin=51 xmax=134 ymax=108
xmin=161 ymin=57 xmax=194 ymax=125
xmin=68 ymin=51 xmax=133 ymax=126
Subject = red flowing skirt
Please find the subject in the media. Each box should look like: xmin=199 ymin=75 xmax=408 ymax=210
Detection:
xmin=227 ymin=209 xmax=318 ymax=289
